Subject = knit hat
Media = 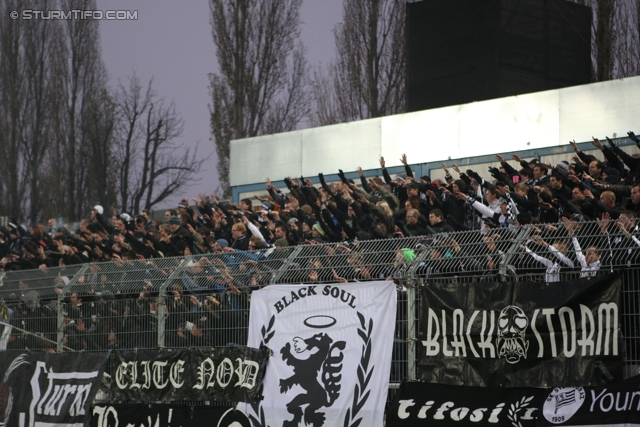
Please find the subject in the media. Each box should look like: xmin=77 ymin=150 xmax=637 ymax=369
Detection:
xmin=300 ymin=205 xmax=313 ymax=216
xmin=92 ymin=205 xmax=104 ymax=215
xmin=603 ymin=167 xmax=621 ymax=184
xmin=216 ymin=239 xmax=229 ymax=248
xmin=168 ymin=216 xmax=180 ymax=225
xmin=516 ymin=212 xmax=532 ymax=225
xmin=556 ymin=161 xmax=571 ymax=176
xmin=401 ymin=248 xmax=416 ymax=262
xmin=312 ymin=223 xmax=325 ymax=236
xmin=274 ymin=238 xmax=289 ymax=247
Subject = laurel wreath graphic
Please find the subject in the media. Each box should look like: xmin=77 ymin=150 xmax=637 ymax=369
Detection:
xmin=261 ymin=314 xmax=276 ymax=346
xmin=507 ymin=396 xmax=534 ymax=427
xmin=248 ymin=314 xmax=276 ymax=427
xmin=343 ymin=311 xmax=374 ymax=427
xmin=249 ymin=311 xmax=374 ymax=427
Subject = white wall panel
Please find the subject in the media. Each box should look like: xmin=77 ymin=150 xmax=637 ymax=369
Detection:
xmin=381 ymin=105 xmax=461 ymax=166
xmin=301 ymin=118 xmax=382 ymax=176
xmin=559 ymin=77 xmax=640 ymax=144
xmin=230 ymin=130 xmax=302 ymax=186
xmin=459 ymin=90 xmax=560 ymax=157
xmin=230 ymin=76 xmax=640 ymax=187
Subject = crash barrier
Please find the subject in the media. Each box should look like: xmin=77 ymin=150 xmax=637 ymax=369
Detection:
xmin=1 ymin=220 xmax=639 ymax=403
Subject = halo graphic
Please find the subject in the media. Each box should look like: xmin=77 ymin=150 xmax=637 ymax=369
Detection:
xmin=216 ymin=407 xmax=252 ymax=427
xmin=304 ymin=315 xmax=337 ymax=329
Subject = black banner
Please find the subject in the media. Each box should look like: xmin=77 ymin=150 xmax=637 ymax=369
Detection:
xmin=387 ymin=381 xmax=546 ymax=427
xmin=91 ymin=404 xmax=253 ymax=427
xmin=0 ymin=350 xmax=107 ymax=427
xmin=111 ymin=346 xmax=269 ymax=403
xmin=418 ymin=274 xmax=623 ymax=387
xmin=388 ymin=375 xmax=640 ymax=427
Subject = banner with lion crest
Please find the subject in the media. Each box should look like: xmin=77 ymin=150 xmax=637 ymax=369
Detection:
xmin=417 ymin=274 xmax=623 ymax=387
xmin=240 ymin=280 xmax=397 ymax=427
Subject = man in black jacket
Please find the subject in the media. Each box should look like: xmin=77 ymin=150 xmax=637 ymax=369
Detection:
xmin=228 ymin=223 xmax=250 ymax=251
xmin=404 ymin=209 xmax=428 ymax=236
xmin=550 ymin=174 xmax=572 ymax=201
xmin=428 ymin=209 xmax=455 ymax=233
xmin=168 ymin=216 xmax=194 ymax=248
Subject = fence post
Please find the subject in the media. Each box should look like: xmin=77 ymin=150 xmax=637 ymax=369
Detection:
xmin=499 ymin=227 xmax=531 ymax=281
xmin=157 ymin=290 xmax=166 ymax=349
xmin=270 ymin=246 xmax=304 ymax=285
xmin=157 ymin=257 xmax=193 ymax=348
xmin=406 ymin=276 xmax=417 ymax=381
xmin=56 ymin=292 xmax=64 ymax=353
xmin=403 ymin=245 xmax=431 ymax=382
xmin=57 ymin=264 xmax=90 ymax=352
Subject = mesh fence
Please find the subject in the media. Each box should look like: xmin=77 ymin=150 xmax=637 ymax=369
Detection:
xmin=1 ymin=220 xmax=639 ymax=403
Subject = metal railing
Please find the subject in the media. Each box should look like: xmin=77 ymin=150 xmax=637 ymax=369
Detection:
xmin=1 ymin=220 xmax=640 ymax=400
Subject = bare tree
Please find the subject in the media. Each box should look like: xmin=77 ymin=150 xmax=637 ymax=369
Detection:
xmin=21 ymin=1 xmax=62 ymax=223
xmin=568 ymin=0 xmax=640 ymax=81
xmin=0 ymin=0 xmax=195 ymax=223
xmin=0 ymin=0 xmax=115 ymax=222
xmin=612 ymin=0 xmax=640 ymax=77
xmin=115 ymin=74 xmax=207 ymax=215
xmin=53 ymin=0 xmax=107 ymax=221
xmin=311 ymin=0 xmax=405 ymax=126
xmin=81 ymin=87 xmax=117 ymax=210
xmin=209 ymin=0 xmax=309 ymax=198
xmin=594 ymin=0 xmax=616 ymax=81
xmin=309 ymin=66 xmax=340 ymax=127
xmin=0 ymin=0 xmax=27 ymax=220
xmin=0 ymin=0 xmax=57 ymax=222
xmin=637 ymin=0 xmax=640 ymax=65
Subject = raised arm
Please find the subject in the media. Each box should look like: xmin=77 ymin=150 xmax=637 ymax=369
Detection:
xmin=400 ymin=154 xmax=414 ymax=178
xmin=524 ymin=246 xmax=554 ymax=268
xmin=547 ymin=244 xmax=575 ymax=268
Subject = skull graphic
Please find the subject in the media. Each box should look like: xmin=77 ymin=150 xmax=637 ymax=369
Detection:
xmin=496 ymin=305 xmax=529 ymax=364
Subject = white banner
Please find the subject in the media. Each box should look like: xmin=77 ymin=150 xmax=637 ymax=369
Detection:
xmin=240 ymin=280 xmax=397 ymax=427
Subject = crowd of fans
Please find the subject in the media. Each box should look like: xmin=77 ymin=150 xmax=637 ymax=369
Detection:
xmin=1 ymin=133 xmax=639 ymax=269
xmin=0 ymin=276 xmax=249 ymax=351
xmin=2 ymin=132 xmax=640 ymax=352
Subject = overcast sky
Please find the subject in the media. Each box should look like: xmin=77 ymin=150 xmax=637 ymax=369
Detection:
xmin=96 ymin=0 xmax=343 ymax=210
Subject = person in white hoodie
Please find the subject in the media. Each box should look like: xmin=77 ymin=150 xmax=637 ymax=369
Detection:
xmin=561 ymin=217 xmax=601 ymax=278
xmin=521 ymin=236 xmax=574 ymax=282
xmin=457 ymin=185 xmax=519 ymax=231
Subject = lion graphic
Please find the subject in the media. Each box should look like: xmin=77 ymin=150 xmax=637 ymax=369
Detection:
xmin=279 ymin=333 xmax=346 ymax=427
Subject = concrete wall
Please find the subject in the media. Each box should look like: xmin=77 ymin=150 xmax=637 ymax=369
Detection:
xmin=230 ymin=76 xmax=640 ymax=201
